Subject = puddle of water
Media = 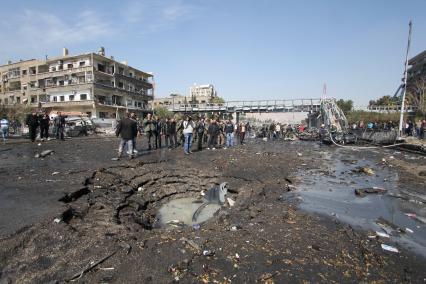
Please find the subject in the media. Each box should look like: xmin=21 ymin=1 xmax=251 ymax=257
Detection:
xmin=297 ymin=147 xmax=426 ymax=257
xmin=158 ymin=197 xmax=221 ymax=227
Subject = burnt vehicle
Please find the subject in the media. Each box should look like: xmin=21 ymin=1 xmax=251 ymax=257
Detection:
xmin=65 ymin=116 xmax=95 ymax=137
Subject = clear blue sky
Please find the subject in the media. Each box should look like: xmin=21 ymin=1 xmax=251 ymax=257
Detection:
xmin=0 ymin=0 xmax=425 ymax=105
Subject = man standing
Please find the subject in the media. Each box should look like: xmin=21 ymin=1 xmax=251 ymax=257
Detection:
xmin=130 ymin=113 xmax=138 ymax=155
xmin=116 ymin=112 xmax=138 ymax=160
xmin=154 ymin=117 xmax=163 ymax=149
xmin=238 ymin=122 xmax=246 ymax=144
xmin=54 ymin=112 xmax=66 ymax=141
xmin=143 ymin=113 xmax=155 ymax=150
xmin=183 ymin=116 xmax=195 ymax=155
xmin=0 ymin=116 xmax=9 ymax=144
xmin=169 ymin=118 xmax=178 ymax=148
xmin=40 ymin=113 xmax=50 ymax=141
xmin=224 ymin=120 xmax=234 ymax=149
xmin=196 ymin=117 xmax=206 ymax=151
xmin=207 ymin=119 xmax=219 ymax=150
xmin=26 ymin=111 xmax=39 ymax=142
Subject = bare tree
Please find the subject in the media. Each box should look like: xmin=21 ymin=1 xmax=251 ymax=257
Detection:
xmin=407 ymin=77 xmax=426 ymax=113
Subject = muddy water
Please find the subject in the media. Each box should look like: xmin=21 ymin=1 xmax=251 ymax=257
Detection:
xmin=297 ymin=147 xmax=426 ymax=257
xmin=158 ymin=197 xmax=221 ymax=227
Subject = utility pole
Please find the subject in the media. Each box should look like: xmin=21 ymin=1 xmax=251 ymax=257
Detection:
xmin=398 ymin=20 xmax=412 ymax=139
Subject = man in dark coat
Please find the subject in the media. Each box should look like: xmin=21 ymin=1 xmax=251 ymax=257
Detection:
xmin=207 ymin=119 xmax=220 ymax=150
xmin=40 ymin=113 xmax=50 ymax=141
xmin=196 ymin=117 xmax=206 ymax=151
xmin=116 ymin=112 xmax=138 ymax=159
xmin=26 ymin=111 xmax=39 ymax=142
xmin=54 ymin=112 xmax=66 ymax=140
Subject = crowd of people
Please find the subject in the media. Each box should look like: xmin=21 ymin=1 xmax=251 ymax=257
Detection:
xmin=115 ymin=112 xmax=252 ymax=159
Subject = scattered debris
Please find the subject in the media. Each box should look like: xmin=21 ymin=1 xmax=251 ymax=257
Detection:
xmin=297 ymin=152 xmax=302 ymax=157
xmin=68 ymin=250 xmax=117 ymax=281
xmin=53 ymin=218 xmax=61 ymax=223
xmin=355 ymin=187 xmax=387 ymax=197
xmin=202 ymin=250 xmax=215 ymax=256
xmin=352 ymin=166 xmax=375 ymax=175
xmin=375 ymin=231 xmax=390 ymax=238
xmin=404 ymin=213 xmax=426 ymax=224
xmin=192 ymin=182 xmax=228 ymax=222
xmin=381 ymin=244 xmax=399 ymax=253
xmin=52 ymin=172 xmax=60 ymax=175
xmin=405 ymin=228 xmax=414 ymax=233
xmin=34 ymin=150 xmax=54 ymax=158
xmin=180 ymin=237 xmax=202 ymax=254
xmin=227 ymin=197 xmax=235 ymax=207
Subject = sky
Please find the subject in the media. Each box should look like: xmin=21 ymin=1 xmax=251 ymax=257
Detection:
xmin=0 ymin=0 xmax=425 ymax=105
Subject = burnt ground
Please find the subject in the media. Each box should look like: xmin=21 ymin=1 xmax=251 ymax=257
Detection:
xmin=0 ymin=137 xmax=425 ymax=283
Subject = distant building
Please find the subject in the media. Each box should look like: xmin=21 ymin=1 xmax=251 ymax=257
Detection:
xmin=0 ymin=47 xmax=154 ymax=118
xmin=152 ymin=84 xmax=217 ymax=108
xmin=408 ymin=50 xmax=426 ymax=80
xmin=407 ymin=50 xmax=426 ymax=110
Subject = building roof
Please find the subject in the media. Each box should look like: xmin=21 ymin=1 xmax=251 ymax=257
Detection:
xmin=408 ymin=50 xmax=426 ymax=65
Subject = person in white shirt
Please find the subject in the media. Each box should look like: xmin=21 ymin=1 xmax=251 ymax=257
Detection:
xmin=182 ymin=116 xmax=195 ymax=154
xmin=0 ymin=116 xmax=9 ymax=143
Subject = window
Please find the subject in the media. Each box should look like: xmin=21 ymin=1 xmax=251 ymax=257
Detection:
xmin=60 ymin=96 xmax=65 ymax=102
xmin=30 ymin=96 xmax=36 ymax=103
xmin=118 ymin=82 xmax=124 ymax=89
xmin=129 ymin=72 xmax=133 ymax=77
xmin=80 ymin=94 xmax=87 ymax=100
xmin=22 ymin=70 xmax=27 ymax=75
xmin=97 ymin=64 xmax=105 ymax=72
xmin=53 ymin=96 xmax=57 ymax=102
xmin=67 ymin=63 xmax=73 ymax=69
xmin=99 ymin=112 xmax=108 ymax=118
xmin=5 ymin=98 xmax=9 ymax=105
xmin=118 ymin=67 xmax=124 ymax=75
xmin=79 ymin=61 xmax=85 ymax=66
xmin=16 ymin=97 xmax=20 ymax=103
xmin=69 ymin=95 xmax=74 ymax=101
xmin=59 ymin=81 xmax=64 ymax=86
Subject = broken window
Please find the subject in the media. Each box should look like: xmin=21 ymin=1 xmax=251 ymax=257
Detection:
xmin=16 ymin=97 xmax=20 ymax=103
xmin=80 ymin=94 xmax=87 ymax=100
xmin=22 ymin=70 xmax=27 ymax=76
xmin=118 ymin=67 xmax=124 ymax=75
xmin=118 ymin=82 xmax=124 ymax=89
xmin=79 ymin=61 xmax=85 ymax=67
xmin=60 ymin=96 xmax=65 ymax=102
xmin=30 ymin=96 xmax=37 ymax=103
xmin=67 ymin=63 xmax=73 ymax=69
xmin=97 ymin=64 xmax=106 ymax=72
xmin=59 ymin=81 xmax=64 ymax=86
xmin=53 ymin=96 xmax=57 ymax=102
xmin=29 ymin=67 xmax=37 ymax=75
xmin=69 ymin=95 xmax=75 ymax=101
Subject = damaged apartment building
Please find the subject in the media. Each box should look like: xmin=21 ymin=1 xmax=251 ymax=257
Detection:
xmin=0 ymin=47 xmax=154 ymax=118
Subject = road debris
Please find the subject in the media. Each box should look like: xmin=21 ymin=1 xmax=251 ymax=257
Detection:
xmin=355 ymin=187 xmax=387 ymax=197
xmin=68 ymin=250 xmax=117 ymax=281
xmin=34 ymin=150 xmax=54 ymax=158
xmin=381 ymin=244 xmax=399 ymax=253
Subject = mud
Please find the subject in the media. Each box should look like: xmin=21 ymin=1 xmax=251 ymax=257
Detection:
xmin=0 ymin=137 xmax=425 ymax=283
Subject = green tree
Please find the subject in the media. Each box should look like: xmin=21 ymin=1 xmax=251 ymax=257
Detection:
xmin=153 ymin=106 xmax=172 ymax=119
xmin=336 ymin=99 xmax=353 ymax=114
xmin=368 ymin=95 xmax=399 ymax=106
xmin=210 ymin=96 xmax=225 ymax=104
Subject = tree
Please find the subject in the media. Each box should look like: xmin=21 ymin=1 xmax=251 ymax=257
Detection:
xmin=336 ymin=99 xmax=353 ymax=114
xmin=153 ymin=106 xmax=172 ymax=119
xmin=368 ymin=95 xmax=399 ymax=106
xmin=407 ymin=77 xmax=426 ymax=113
xmin=210 ymin=96 xmax=225 ymax=104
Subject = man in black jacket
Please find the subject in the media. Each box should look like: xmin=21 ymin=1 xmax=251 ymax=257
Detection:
xmin=26 ymin=111 xmax=39 ymax=142
xmin=196 ymin=117 xmax=206 ymax=151
xmin=207 ymin=119 xmax=220 ymax=150
xmin=116 ymin=113 xmax=138 ymax=159
xmin=40 ymin=113 xmax=50 ymax=141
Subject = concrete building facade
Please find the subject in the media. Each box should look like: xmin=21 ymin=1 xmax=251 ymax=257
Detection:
xmin=0 ymin=47 xmax=154 ymax=118
xmin=407 ymin=49 xmax=426 ymax=111
xmin=152 ymin=84 xmax=217 ymax=108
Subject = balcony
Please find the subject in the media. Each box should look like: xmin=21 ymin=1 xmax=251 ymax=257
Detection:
xmin=29 ymin=66 xmax=93 ymax=79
